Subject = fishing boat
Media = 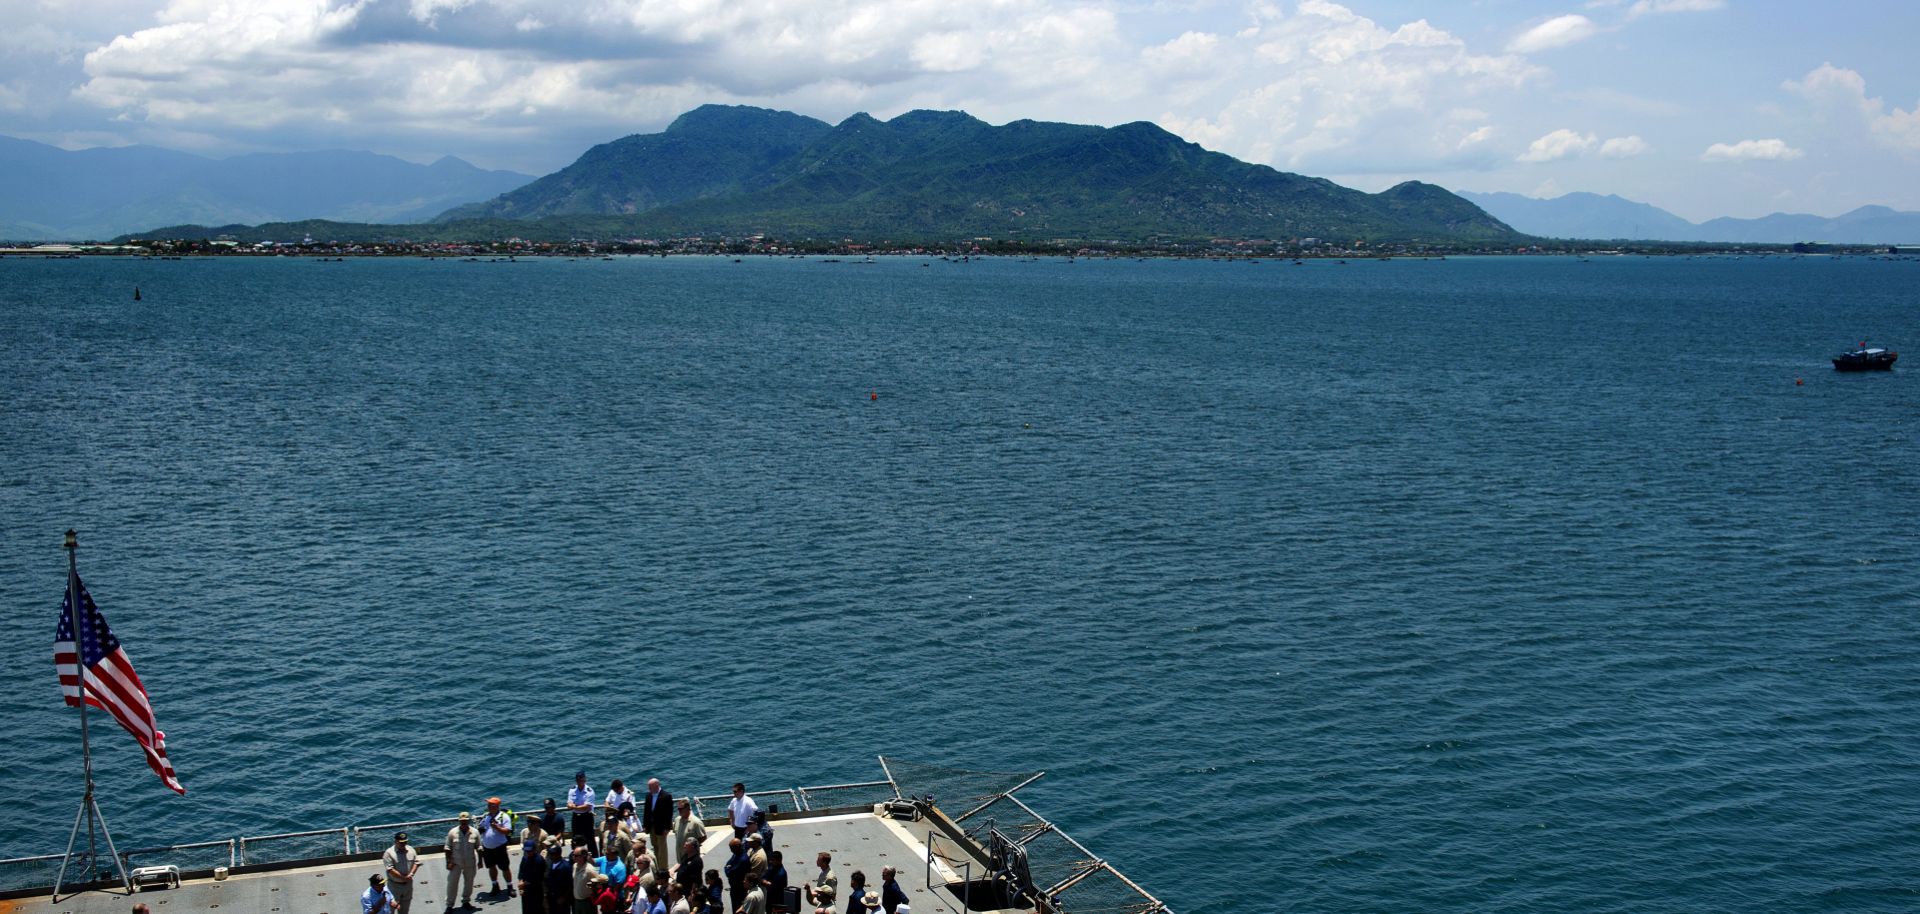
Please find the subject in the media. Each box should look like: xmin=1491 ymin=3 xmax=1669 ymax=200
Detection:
xmin=1833 ymin=344 xmax=1898 ymax=371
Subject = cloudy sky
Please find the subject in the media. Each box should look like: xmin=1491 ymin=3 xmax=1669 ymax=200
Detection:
xmin=4 ymin=0 xmax=1916 ymax=221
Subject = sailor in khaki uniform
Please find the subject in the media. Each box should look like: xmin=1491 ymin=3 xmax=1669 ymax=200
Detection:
xmin=445 ymin=811 xmax=482 ymax=911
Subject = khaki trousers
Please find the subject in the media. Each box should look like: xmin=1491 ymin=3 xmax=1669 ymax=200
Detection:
xmin=447 ymin=863 xmax=477 ymax=905
xmin=649 ymin=831 xmax=670 ymax=875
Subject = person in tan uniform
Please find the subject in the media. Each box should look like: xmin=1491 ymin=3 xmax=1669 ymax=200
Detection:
xmin=445 ymin=812 xmax=482 ymax=912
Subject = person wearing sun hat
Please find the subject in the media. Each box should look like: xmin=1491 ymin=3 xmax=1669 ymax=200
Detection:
xmin=807 ymin=881 xmax=836 ymax=914
xmin=590 ymin=872 xmax=620 ymax=913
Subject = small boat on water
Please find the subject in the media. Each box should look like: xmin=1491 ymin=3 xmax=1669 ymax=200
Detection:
xmin=1833 ymin=344 xmax=1898 ymax=371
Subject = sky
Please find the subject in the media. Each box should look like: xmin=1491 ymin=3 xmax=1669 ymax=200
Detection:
xmin=2 ymin=0 xmax=1917 ymax=221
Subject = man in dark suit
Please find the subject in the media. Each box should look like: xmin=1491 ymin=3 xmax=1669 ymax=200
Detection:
xmin=642 ymin=778 xmax=675 ymax=878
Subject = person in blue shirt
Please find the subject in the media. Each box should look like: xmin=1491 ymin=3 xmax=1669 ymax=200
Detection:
xmin=545 ymin=845 xmax=572 ymax=914
xmin=765 ymin=851 xmax=789 ymax=911
xmin=750 ymin=811 xmax=774 ymax=855
xmin=516 ymin=840 xmax=547 ymax=914
xmin=594 ymin=851 xmax=628 ymax=905
xmin=723 ymin=838 xmax=749 ymax=912
xmin=879 ymin=867 xmax=907 ymax=914
xmin=363 ymin=873 xmax=399 ymax=914
xmin=538 ymin=798 xmax=566 ymax=841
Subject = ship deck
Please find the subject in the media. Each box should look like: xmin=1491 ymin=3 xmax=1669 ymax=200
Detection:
xmin=3 ymin=808 xmax=986 ymax=914
xmin=0 ymin=761 xmax=1169 ymax=914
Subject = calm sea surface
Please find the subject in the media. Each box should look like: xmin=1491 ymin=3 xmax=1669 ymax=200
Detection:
xmin=1 ymin=254 xmax=1917 ymax=912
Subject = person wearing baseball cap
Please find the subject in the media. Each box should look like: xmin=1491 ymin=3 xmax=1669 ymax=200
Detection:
xmin=447 ymin=811 xmax=482 ymax=911
xmin=382 ymin=833 xmax=421 ymax=914
xmin=479 ymin=797 xmax=515 ymax=897
xmin=363 ymin=871 xmax=398 ymax=914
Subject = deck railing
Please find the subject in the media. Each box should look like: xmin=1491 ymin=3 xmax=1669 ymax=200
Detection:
xmin=0 ymin=776 xmax=901 ymax=895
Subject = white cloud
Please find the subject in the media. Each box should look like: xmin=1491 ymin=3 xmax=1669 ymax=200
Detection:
xmin=1627 ymin=0 xmax=1725 ymax=17
xmin=1784 ymin=63 xmax=1920 ymax=153
xmin=1508 ymin=15 xmax=1597 ymax=54
xmin=1700 ymin=138 xmax=1803 ymax=162
xmin=59 ymin=0 xmax=1537 ymax=176
xmin=1153 ymin=2 xmax=1539 ymax=173
xmin=1598 ymin=134 xmax=1649 ymax=157
xmin=1457 ymin=124 xmax=1494 ymax=149
xmin=1783 ymin=63 xmax=1875 ymax=116
xmin=1518 ymin=128 xmax=1596 ymax=162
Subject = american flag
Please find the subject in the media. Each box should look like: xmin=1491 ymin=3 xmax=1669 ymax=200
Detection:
xmin=54 ymin=575 xmax=185 ymax=795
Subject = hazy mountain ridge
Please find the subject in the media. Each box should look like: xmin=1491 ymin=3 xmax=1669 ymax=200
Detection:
xmin=0 ymin=136 xmax=534 ymax=240
xmin=438 ymin=104 xmax=1517 ymax=242
xmin=1462 ymin=190 xmax=1920 ymax=243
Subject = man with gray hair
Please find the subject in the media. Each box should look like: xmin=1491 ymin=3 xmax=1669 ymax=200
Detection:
xmin=641 ymin=778 xmax=674 ymax=878
xmin=879 ymin=867 xmax=907 ymax=914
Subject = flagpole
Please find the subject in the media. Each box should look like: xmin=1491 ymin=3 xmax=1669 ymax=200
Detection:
xmin=52 ymin=529 xmax=133 ymax=899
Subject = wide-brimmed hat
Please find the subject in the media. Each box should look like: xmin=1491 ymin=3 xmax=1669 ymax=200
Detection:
xmin=458 ymin=811 xmax=472 ymax=821
xmin=813 ymin=884 xmax=836 ymax=901
xmin=863 ymin=891 xmax=881 ymax=907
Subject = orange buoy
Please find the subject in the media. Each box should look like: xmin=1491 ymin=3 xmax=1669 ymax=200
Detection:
xmin=870 ymin=390 xmax=878 ymax=401
xmin=1795 ymin=378 xmax=1804 ymax=386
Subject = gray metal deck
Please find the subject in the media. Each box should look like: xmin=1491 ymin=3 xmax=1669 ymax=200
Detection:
xmin=5 ymin=810 xmax=988 ymax=914
xmin=1 ymin=761 xmax=1169 ymax=914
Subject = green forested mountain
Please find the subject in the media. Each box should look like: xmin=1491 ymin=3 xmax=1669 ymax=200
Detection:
xmin=434 ymin=105 xmax=1515 ymax=242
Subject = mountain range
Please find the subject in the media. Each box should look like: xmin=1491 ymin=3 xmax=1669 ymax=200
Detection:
xmin=418 ymin=105 xmax=1514 ymax=243
xmin=1461 ymin=191 xmax=1920 ymax=244
xmin=0 ymin=136 xmax=532 ymax=241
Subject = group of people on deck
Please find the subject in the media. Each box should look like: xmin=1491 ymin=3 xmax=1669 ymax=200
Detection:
xmin=358 ymin=775 xmax=910 ymax=914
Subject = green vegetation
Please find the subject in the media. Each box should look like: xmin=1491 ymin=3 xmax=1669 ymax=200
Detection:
xmin=126 ymin=105 xmax=1521 ymax=245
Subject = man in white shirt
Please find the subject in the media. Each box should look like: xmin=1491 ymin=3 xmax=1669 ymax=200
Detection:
xmin=478 ymin=797 xmax=515 ymax=897
xmin=568 ymin=771 xmax=599 ymax=856
xmin=445 ymin=812 xmax=481 ymax=912
xmin=725 ymin=783 xmax=758 ymax=839
xmin=604 ymin=778 xmax=638 ymax=828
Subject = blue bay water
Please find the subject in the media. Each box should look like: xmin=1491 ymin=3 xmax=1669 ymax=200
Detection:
xmin=0 ymin=254 xmax=1916 ymax=912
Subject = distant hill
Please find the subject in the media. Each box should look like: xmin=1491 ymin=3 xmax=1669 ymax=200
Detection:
xmin=1461 ymin=190 xmax=1920 ymax=243
xmin=0 ymin=136 xmax=533 ymax=241
xmin=433 ymin=105 xmax=1516 ymax=243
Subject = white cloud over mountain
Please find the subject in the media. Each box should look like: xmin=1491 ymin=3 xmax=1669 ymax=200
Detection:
xmin=1519 ymin=129 xmax=1647 ymax=162
xmin=1598 ymin=135 xmax=1650 ymax=158
xmin=1 ymin=0 xmax=1914 ymax=220
xmin=1700 ymin=139 xmax=1803 ymax=162
xmin=1518 ymin=129 xmax=1595 ymax=162
xmin=58 ymin=0 xmax=1551 ymax=178
xmin=1784 ymin=62 xmax=1920 ymax=153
